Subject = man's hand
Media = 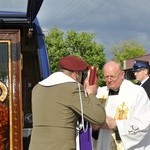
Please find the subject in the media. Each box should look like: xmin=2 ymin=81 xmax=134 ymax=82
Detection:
xmin=100 ymin=116 xmax=116 ymax=130
xmin=84 ymin=78 xmax=98 ymax=95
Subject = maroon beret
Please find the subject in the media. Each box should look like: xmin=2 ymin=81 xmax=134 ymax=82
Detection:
xmin=59 ymin=55 xmax=88 ymax=71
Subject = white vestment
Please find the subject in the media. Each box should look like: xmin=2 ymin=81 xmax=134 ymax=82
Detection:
xmin=96 ymin=79 xmax=150 ymax=150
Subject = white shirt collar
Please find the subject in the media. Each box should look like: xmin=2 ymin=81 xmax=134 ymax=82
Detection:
xmin=141 ymin=76 xmax=149 ymax=85
xmin=39 ymin=72 xmax=76 ymax=86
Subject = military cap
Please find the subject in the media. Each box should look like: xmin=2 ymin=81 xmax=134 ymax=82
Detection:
xmin=132 ymin=60 xmax=150 ymax=72
xmin=59 ymin=55 xmax=88 ymax=71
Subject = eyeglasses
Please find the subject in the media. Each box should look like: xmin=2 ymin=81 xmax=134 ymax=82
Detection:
xmin=104 ymin=71 xmax=122 ymax=81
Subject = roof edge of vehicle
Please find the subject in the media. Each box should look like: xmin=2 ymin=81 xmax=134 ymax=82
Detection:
xmin=0 ymin=0 xmax=43 ymax=25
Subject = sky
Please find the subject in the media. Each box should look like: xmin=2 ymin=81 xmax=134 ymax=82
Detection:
xmin=37 ymin=0 xmax=150 ymax=59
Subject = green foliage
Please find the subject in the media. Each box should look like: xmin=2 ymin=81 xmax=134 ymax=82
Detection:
xmin=111 ymin=39 xmax=147 ymax=66
xmin=45 ymin=27 xmax=69 ymax=72
xmin=45 ymin=27 xmax=106 ymax=85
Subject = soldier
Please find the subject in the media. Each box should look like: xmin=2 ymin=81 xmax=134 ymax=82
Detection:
xmin=29 ymin=55 xmax=106 ymax=150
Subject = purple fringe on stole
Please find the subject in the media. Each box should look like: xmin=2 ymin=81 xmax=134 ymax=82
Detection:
xmin=79 ymin=126 xmax=92 ymax=150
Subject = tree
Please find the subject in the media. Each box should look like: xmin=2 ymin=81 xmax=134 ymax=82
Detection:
xmin=45 ymin=27 xmax=106 ymax=85
xmin=45 ymin=27 xmax=69 ymax=72
xmin=111 ymin=40 xmax=147 ymax=66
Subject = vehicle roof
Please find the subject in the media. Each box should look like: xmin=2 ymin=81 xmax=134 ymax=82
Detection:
xmin=0 ymin=0 xmax=43 ymax=25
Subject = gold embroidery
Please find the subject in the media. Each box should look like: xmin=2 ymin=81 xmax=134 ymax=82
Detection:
xmin=98 ymin=95 xmax=107 ymax=105
xmin=114 ymin=102 xmax=129 ymax=120
xmin=111 ymin=133 xmax=124 ymax=150
xmin=111 ymin=102 xmax=129 ymax=150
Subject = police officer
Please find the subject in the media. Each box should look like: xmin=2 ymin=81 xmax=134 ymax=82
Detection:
xmin=132 ymin=60 xmax=150 ymax=99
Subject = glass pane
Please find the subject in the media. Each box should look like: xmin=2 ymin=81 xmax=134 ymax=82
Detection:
xmin=0 ymin=42 xmax=8 ymax=84
xmin=0 ymin=42 xmax=9 ymax=150
xmin=0 ymin=0 xmax=28 ymax=13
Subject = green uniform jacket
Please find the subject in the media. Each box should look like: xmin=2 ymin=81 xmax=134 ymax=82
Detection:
xmin=29 ymin=78 xmax=106 ymax=150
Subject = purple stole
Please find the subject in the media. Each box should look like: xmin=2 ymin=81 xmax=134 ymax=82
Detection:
xmin=79 ymin=123 xmax=92 ymax=150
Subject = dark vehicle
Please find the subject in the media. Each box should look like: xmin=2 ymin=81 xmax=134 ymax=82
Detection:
xmin=0 ymin=0 xmax=50 ymax=149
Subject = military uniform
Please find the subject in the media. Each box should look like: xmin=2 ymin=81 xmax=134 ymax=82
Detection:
xmin=29 ymin=70 xmax=106 ymax=150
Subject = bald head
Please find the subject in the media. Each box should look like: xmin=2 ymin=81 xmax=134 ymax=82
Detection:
xmin=103 ymin=61 xmax=124 ymax=90
xmin=103 ymin=61 xmax=122 ymax=73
